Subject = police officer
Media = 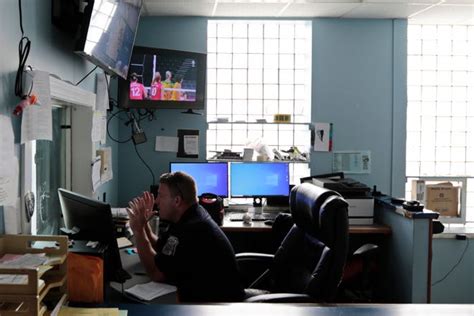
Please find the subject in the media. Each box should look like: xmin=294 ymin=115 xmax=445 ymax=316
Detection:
xmin=126 ymin=172 xmax=244 ymax=302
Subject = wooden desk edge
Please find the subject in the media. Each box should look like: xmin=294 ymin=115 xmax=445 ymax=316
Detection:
xmin=221 ymin=222 xmax=392 ymax=235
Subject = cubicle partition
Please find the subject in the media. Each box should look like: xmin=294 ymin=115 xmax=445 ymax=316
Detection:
xmin=374 ymin=197 xmax=437 ymax=303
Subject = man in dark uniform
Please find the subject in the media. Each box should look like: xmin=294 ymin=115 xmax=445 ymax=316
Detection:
xmin=127 ymin=172 xmax=244 ymax=302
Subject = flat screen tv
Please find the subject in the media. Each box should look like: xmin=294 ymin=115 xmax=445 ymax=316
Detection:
xmin=230 ymin=162 xmax=290 ymax=198
xmin=169 ymin=162 xmax=228 ymax=197
xmin=118 ymin=46 xmax=207 ymax=110
xmin=75 ymin=0 xmax=143 ymax=79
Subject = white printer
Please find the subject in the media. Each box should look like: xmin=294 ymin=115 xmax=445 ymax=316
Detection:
xmin=301 ymin=173 xmax=374 ymax=225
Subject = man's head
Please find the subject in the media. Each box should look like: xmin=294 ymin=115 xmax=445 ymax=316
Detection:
xmin=157 ymin=172 xmax=198 ymax=222
xmin=130 ymin=72 xmax=138 ymax=82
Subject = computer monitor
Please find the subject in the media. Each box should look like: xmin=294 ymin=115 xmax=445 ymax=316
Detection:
xmin=230 ymin=162 xmax=290 ymax=198
xmin=58 ymin=188 xmax=129 ymax=283
xmin=169 ymin=162 xmax=228 ymax=197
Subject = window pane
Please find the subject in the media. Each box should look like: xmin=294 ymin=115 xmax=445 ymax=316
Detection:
xmin=263 ymin=69 xmax=278 ymax=84
xmin=233 ymin=69 xmax=247 ymax=84
xmin=217 ymin=69 xmax=232 ymax=84
xmin=217 ymin=38 xmax=232 ymax=53
xmin=248 ymin=84 xmax=263 ymax=99
xmin=248 ymin=68 xmax=263 ymax=84
xmin=207 ymin=20 xmax=312 ymax=180
xmin=233 ymin=54 xmax=247 ymax=68
xmin=408 ymin=23 xmax=474 ymax=222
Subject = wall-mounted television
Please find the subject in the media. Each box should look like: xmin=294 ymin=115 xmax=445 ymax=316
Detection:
xmin=118 ymin=46 xmax=207 ymax=110
xmin=75 ymin=0 xmax=143 ymax=79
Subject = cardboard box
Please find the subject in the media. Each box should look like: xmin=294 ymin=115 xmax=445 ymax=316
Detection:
xmin=425 ymin=183 xmax=459 ymax=217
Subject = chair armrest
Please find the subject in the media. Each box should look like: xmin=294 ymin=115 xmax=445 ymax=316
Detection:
xmin=353 ymin=243 xmax=378 ymax=256
xmin=236 ymin=252 xmax=274 ymax=262
xmin=245 ymin=293 xmax=315 ymax=303
xmin=236 ymin=253 xmax=274 ymax=288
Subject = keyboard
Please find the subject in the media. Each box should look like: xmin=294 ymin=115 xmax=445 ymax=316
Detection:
xmin=228 ymin=212 xmax=278 ymax=222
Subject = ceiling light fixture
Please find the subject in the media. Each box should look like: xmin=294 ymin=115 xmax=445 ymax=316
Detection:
xmin=276 ymin=0 xmax=293 ymax=17
xmin=212 ymin=0 xmax=219 ymax=16
xmin=409 ymin=0 xmax=445 ymax=19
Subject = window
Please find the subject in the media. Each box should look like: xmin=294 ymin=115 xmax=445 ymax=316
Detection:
xmin=406 ymin=24 xmax=474 ymax=223
xmin=206 ymin=20 xmax=312 ymax=183
xmin=23 ymin=107 xmax=71 ymax=235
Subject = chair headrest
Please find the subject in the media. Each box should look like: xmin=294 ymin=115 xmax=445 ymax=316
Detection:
xmin=289 ymin=183 xmax=342 ymax=233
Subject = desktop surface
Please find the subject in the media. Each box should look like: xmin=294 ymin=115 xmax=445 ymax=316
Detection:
xmin=114 ymin=303 xmax=474 ymax=316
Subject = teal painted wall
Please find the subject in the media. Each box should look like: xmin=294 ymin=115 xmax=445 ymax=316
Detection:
xmin=0 ymin=0 xmax=119 ymax=233
xmin=116 ymin=17 xmax=407 ymax=205
xmin=117 ymin=17 xmax=208 ymax=205
xmin=431 ymin=237 xmax=474 ymax=303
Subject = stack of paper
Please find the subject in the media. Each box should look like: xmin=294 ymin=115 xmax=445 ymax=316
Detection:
xmin=125 ymin=281 xmax=177 ymax=301
xmin=58 ymin=306 xmax=127 ymax=315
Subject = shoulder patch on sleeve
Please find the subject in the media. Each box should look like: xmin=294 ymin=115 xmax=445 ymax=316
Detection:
xmin=162 ymin=235 xmax=179 ymax=256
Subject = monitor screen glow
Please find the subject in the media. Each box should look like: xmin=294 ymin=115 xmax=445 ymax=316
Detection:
xmin=118 ymin=46 xmax=206 ymax=109
xmin=170 ymin=162 xmax=228 ymax=197
xmin=230 ymin=162 xmax=290 ymax=197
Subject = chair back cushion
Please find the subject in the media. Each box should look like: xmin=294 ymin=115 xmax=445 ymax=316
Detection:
xmin=289 ymin=183 xmax=339 ymax=234
xmin=272 ymin=183 xmax=349 ymax=301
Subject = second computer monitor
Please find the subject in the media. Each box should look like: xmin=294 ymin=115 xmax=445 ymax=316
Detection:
xmin=169 ymin=162 xmax=228 ymax=197
xmin=230 ymin=162 xmax=290 ymax=198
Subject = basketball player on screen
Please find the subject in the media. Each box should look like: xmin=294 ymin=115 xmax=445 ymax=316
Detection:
xmin=171 ymin=76 xmax=183 ymax=101
xmin=129 ymin=73 xmax=147 ymax=100
xmin=150 ymin=72 xmax=163 ymax=100
xmin=163 ymin=70 xmax=173 ymax=100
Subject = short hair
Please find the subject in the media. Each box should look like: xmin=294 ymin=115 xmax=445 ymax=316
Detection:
xmin=159 ymin=172 xmax=197 ymax=204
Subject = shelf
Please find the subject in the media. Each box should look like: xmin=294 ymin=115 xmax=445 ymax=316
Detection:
xmin=208 ymin=121 xmax=310 ymax=125
xmin=0 ymin=235 xmax=68 ymax=316
xmin=207 ymin=159 xmax=309 ymax=163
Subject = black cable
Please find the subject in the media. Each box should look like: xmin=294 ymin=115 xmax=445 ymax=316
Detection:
xmin=133 ymin=142 xmax=156 ymax=185
xmin=432 ymin=238 xmax=470 ymax=287
xmin=75 ymin=65 xmax=99 ymax=86
xmin=107 ymin=109 xmax=132 ymax=143
xmin=14 ymin=0 xmax=31 ymax=98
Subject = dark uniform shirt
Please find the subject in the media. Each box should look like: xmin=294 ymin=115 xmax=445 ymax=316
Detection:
xmin=155 ymin=203 xmax=244 ymax=302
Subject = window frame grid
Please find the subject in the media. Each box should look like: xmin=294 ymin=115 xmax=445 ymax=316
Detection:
xmin=407 ymin=24 xmax=474 ymax=223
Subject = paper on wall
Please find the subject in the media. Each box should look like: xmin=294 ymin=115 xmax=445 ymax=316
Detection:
xmin=97 ymin=147 xmax=113 ymax=183
xmin=183 ymin=135 xmax=198 ymax=155
xmin=155 ymin=136 xmax=179 ymax=152
xmin=21 ymin=71 xmax=53 ymax=143
xmin=0 ymin=159 xmax=19 ymax=207
xmin=333 ymin=150 xmax=371 ymax=174
xmin=91 ymin=156 xmax=102 ymax=192
xmin=313 ymin=122 xmax=332 ymax=152
xmin=95 ymin=73 xmax=109 ymax=112
xmin=0 ymin=115 xmax=15 ymax=163
xmin=4 ymin=198 xmax=21 ymax=234
xmin=29 ymin=70 xmax=51 ymax=107
xmin=91 ymin=111 xmax=107 ymax=144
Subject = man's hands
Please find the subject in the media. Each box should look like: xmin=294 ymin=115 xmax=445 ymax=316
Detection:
xmin=126 ymin=191 xmax=156 ymax=234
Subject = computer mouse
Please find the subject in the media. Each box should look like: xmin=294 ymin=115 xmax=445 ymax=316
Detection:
xmin=264 ymin=220 xmax=274 ymax=226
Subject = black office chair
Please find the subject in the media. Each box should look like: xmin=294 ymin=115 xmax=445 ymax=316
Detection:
xmin=237 ymin=183 xmax=349 ymax=302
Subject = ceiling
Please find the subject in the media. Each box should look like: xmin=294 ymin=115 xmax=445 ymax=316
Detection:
xmin=142 ymin=0 xmax=474 ymax=25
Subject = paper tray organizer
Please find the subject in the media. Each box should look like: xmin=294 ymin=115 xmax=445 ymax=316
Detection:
xmin=0 ymin=235 xmax=68 ymax=316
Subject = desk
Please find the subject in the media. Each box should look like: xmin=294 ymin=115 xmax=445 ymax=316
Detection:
xmin=108 ymin=247 xmax=177 ymax=304
xmin=222 ymin=217 xmax=391 ymax=235
xmin=222 ymin=212 xmax=391 ymax=253
xmin=114 ymin=303 xmax=474 ymax=316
